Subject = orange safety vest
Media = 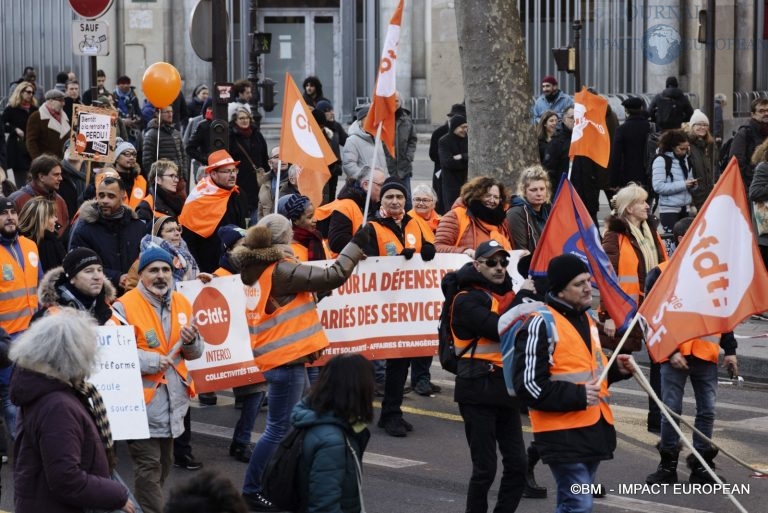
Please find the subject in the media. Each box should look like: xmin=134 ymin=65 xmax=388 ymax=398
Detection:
xmin=246 ymin=260 xmax=329 ymax=372
xmin=451 ymin=293 xmax=503 ymax=366
xmin=615 ymin=231 xmax=668 ymax=304
xmin=655 ymin=261 xmax=720 ymax=363
xmin=290 ymin=241 xmax=331 ymax=262
xmin=453 ymin=206 xmax=513 ymax=250
xmin=370 ymin=217 xmax=433 ymax=256
xmin=315 ymin=198 xmax=364 ymax=257
xmin=528 ymin=306 xmax=614 ymax=433
xmin=116 ymin=288 xmax=195 ymax=404
xmin=139 ymin=194 xmax=167 ymax=219
xmin=408 ymin=208 xmax=441 ymax=234
xmin=126 ymin=175 xmax=148 ymax=210
xmin=0 ymin=237 xmax=39 ymax=335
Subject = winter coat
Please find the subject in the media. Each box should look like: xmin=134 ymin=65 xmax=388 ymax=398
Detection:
xmin=651 ymin=151 xmax=693 ymax=214
xmin=68 ymin=201 xmax=146 ymax=291
xmin=729 ymin=119 xmax=768 ymax=187
xmin=142 ymin=118 xmax=187 ymax=179
xmin=505 ymin=196 xmax=551 ymax=253
xmin=26 ymin=105 xmax=70 ymax=159
xmin=291 ymin=400 xmax=369 ymax=513
xmin=437 ymin=132 xmax=469 ymax=209
xmin=10 ymin=184 xmax=70 ymax=239
xmin=532 ymin=90 xmax=574 ymax=124
xmin=2 ymin=104 xmax=37 ymax=173
xmin=608 ymin=113 xmax=652 ymax=189
xmin=34 ymin=266 xmax=116 ymax=325
xmin=185 ymin=117 xmax=212 ymax=168
xmin=686 ymin=133 xmax=717 ymax=209
xmin=748 ymin=161 xmax=768 ymax=247
xmin=429 ymin=123 xmax=451 ymax=214
xmin=58 ymin=159 xmax=87 ymax=220
xmin=229 ymin=124 xmax=269 ymax=211
xmin=11 ymin=367 xmax=129 ymax=513
xmin=112 ymin=283 xmax=203 ymax=438
xmin=435 ymin=199 xmax=511 ymax=254
xmin=649 ymin=87 xmax=694 ymax=130
xmin=385 ymin=108 xmax=417 ymax=179
xmin=543 ymin=125 xmax=571 ymax=187
xmin=135 ymin=187 xmax=185 ymax=221
xmin=28 ymin=230 xmax=66 ymax=273
xmin=341 ymin=121 xmax=387 ymax=180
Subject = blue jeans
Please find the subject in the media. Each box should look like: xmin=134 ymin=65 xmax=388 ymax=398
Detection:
xmin=549 ymin=461 xmax=599 ymax=513
xmin=0 ymin=366 xmax=17 ymax=437
xmin=659 ymin=356 xmax=718 ymax=452
xmin=242 ymin=365 xmax=307 ymax=495
xmin=233 ymin=391 xmax=266 ymax=446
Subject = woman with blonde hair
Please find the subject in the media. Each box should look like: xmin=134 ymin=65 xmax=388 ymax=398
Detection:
xmin=506 ymin=165 xmax=552 ymax=253
xmin=17 ymin=196 xmax=65 ymax=272
xmin=435 ymin=176 xmax=512 ymax=257
xmin=2 ymin=81 xmax=39 ymax=181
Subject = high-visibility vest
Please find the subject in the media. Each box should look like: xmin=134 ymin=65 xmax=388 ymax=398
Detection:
xmin=0 ymin=237 xmax=39 ymax=335
xmin=615 ymin=231 xmax=668 ymax=304
xmin=246 ymin=260 xmax=329 ymax=372
xmin=116 ymin=288 xmax=195 ymax=404
xmin=370 ymin=217 xmax=433 ymax=256
xmin=315 ymin=198 xmax=364 ymax=257
xmin=451 ymin=293 xmax=503 ymax=366
xmin=139 ymin=194 xmax=167 ymax=219
xmin=655 ymin=261 xmax=720 ymax=363
xmin=528 ymin=306 xmax=614 ymax=433
xmin=290 ymin=241 xmax=331 ymax=262
xmin=453 ymin=206 xmax=512 ymax=250
xmin=126 ymin=175 xmax=148 ymax=210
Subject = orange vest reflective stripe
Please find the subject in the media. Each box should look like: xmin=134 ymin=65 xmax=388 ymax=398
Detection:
xmin=370 ymin=217 xmax=433 ymax=256
xmin=0 ymin=237 xmax=39 ymax=334
xmin=615 ymin=234 xmax=642 ymax=304
xmin=126 ymin=175 xmax=147 ymax=209
xmin=655 ymin=261 xmax=720 ymax=363
xmin=116 ymin=289 xmax=195 ymax=404
xmin=315 ymin=198 xmax=364 ymax=257
xmin=452 ymin=293 xmax=503 ymax=366
xmin=453 ymin=206 xmax=512 ymax=250
xmin=528 ymin=306 xmax=614 ymax=432
xmin=246 ymin=261 xmax=329 ymax=372
xmin=408 ymin=209 xmax=441 ymax=234
xmin=179 ymin=177 xmax=238 ymax=238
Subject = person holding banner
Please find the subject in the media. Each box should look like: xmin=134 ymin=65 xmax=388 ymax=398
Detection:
xmin=357 ymin=178 xmax=436 ymax=436
xmin=435 ymin=176 xmax=512 ymax=258
xmin=512 ymin=254 xmax=633 ymax=513
xmin=10 ymin=310 xmax=137 ymax=513
xmin=112 ymin=245 xmax=203 ymax=513
xmin=231 ymin=214 xmax=368 ymax=512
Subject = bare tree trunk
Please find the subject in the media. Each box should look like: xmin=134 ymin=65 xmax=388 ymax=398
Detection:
xmin=455 ymin=0 xmax=539 ymax=186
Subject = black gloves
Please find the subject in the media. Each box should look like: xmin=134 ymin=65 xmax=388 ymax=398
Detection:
xmin=400 ymin=248 xmax=416 ymax=259
xmin=351 ymin=227 xmax=370 ymax=248
xmin=421 ymin=243 xmax=436 ymax=261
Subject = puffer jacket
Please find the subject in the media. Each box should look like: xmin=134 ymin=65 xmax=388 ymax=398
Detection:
xmin=748 ymin=161 xmax=768 ymax=247
xmin=384 ymin=108 xmax=417 ymax=179
xmin=651 ymin=151 xmax=693 ymax=213
xmin=34 ymin=266 xmax=116 ymax=325
xmin=142 ymin=118 xmax=187 ymax=177
xmin=341 ymin=121 xmax=387 ymax=180
xmin=435 ymin=198 xmax=512 ymax=254
xmin=291 ymin=400 xmax=370 ymax=513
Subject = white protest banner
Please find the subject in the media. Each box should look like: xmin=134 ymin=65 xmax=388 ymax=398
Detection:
xmin=70 ymin=104 xmax=118 ymax=162
xmin=177 ymin=274 xmax=261 ymax=393
xmin=91 ymin=325 xmax=149 ymax=440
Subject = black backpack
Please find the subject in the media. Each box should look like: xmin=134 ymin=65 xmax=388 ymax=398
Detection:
xmin=654 ymin=95 xmax=685 ymax=129
xmin=437 ymin=271 xmax=478 ymax=374
xmin=261 ymin=427 xmax=308 ymax=512
xmin=717 ymin=124 xmax=754 ymax=178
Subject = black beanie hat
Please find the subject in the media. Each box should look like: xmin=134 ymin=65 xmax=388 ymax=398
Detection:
xmin=547 ymin=254 xmax=590 ymax=293
xmin=380 ymin=177 xmax=409 ymax=199
xmin=449 ymin=114 xmax=467 ymax=131
xmin=63 ymin=248 xmax=102 ymax=278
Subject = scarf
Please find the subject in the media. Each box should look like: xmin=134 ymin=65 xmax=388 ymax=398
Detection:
xmin=468 ymin=200 xmax=506 ymax=225
xmin=156 ymin=186 xmax=186 ymax=216
xmin=234 ymin=124 xmax=253 ymax=138
xmin=20 ymin=101 xmax=32 ymax=109
xmin=72 ymin=380 xmax=116 ymax=470
xmin=378 ymin=205 xmax=404 ymax=222
xmin=627 ymin=220 xmax=659 ymax=274
xmin=293 ymin=226 xmax=326 ymax=261
xmin=46 ymin=104 xmax=62 ymax=123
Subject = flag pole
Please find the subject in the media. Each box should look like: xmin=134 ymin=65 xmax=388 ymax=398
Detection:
xmin=274 ymin=160 xmax=282 ymax=214
xmin=361 ymin=121 xmax=383 ymax=227
xmin=597 ymin=312 xmax=641 ymax=385
xmin=567 ymin=158 xmax=573 ymax=180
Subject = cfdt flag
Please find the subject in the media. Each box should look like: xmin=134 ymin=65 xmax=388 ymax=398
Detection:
xmin=639 ymin=157 xmax=768 ymax=362
xmin=568 ymin=87 xmax=611 ymax=168
xmin=279 ymin=73 xmax=336 ymax=209
xmin=362 ymin=0 xmax=403 ymax=157
xmin=529 ymin=175 xmax=637 ymax=331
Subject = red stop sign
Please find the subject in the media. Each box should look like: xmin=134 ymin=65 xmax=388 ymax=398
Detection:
xmin=68 ymin=0 xmax=113 ymax=19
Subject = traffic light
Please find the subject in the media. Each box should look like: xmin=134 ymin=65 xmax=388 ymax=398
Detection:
xmin=552 ymin=47 xmax=576 ymax=73
xmin=209 ymin=119 xmax=229 ymax=152
xmin=260 ymin=79 xmax=276 ymax=112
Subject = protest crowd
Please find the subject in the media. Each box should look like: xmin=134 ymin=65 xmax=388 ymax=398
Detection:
xmin=1 ymin=5 xmax=766 ymax=513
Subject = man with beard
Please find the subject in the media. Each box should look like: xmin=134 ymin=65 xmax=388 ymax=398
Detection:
xmin=532 ymin=75 xmax=573 ymax=124
xmin=112 ymin=245 xmax=203 ymax=513
xmin=26 ymin=89 xmax=70 ymax=159
xmin=178 ymin=149 xmax=248 ymax=273
xmin=68 ymin=177 xmax=145 ymax=293
xmin=10 ymin=154 xmax=69 ymax=238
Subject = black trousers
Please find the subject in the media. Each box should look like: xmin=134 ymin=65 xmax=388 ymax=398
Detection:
xmin=458 ymin=402 xmax=526 ymax=513
xmin=173 ymin=408 xmax=192 ymax=460
xmin=380 ymin=357 xmax=410 ymax=421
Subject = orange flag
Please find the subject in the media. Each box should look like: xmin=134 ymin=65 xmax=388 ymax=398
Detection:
xmin=279 ymin=73 xmax=336 ymax=209
xmin=639 ymin=157 xmax=768 ymax=362
xmin=568 ymin=87 xmax=611 ymax=168
xmin=362 ymin=0 xmax=403 ymax=157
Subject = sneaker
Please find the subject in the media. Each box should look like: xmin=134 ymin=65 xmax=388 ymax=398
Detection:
xmin=173 ymin=454 xmax=203 ymax=471
xmin=198 ymin=392 xmax=217 ymax=406
xmin=403 ymin=385 xmax=413 ymax=395
xmin=242 ymin=492 xmax=280 ymax=512
xmin=229 ymin=441 xmax=254 ymax=463
xmin=1 ymin=455 xmax=7 ymax=464
xmin=752 ymin=312 xmax=768 ymax=321
xmin=378 ymin=416 xmax=407 ymax=437
xmin=414 ymin=381 xmax=434 ymax=396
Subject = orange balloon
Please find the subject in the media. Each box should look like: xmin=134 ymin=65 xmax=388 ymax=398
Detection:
xmin=142 ymin=62 xmax=181 ymax=109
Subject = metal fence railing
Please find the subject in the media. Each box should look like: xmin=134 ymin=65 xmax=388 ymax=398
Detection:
xmin=733 ymin=91 xmax=768 ymax=118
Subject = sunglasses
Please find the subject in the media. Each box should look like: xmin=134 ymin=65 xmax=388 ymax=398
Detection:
xmin=479 ymin=257 xmax=509 ymax=268
xmin=23 ymin=89 xmax=33 ymax=94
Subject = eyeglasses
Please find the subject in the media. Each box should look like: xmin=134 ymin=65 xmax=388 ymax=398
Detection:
xmin=693 ymin=123 xmax=709 ymax=128
xmin=478 ymin=257 xmax=509 ymax=268
xmin=756 ymin=109 xmax=768 ymax=114
xmin=237 ymin=116 xmax=252 ymax=121
xmin=216 ymin=168 xmax=239 ymax=175
xmin=162 ymin=174 xmax=180 ymax=181
xmin=121 ymin=151 xmax=137 ymax=158
xmin=22 ymin=89 xmax=33 ymax=94
xmin=413 ymin=197 xmax=434 ymax=204
xmin=372 ymin=181 xmax=385 ymax=187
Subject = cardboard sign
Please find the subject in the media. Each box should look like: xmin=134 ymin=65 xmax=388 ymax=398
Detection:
xmin=90 ymin=325 xmax=149 ymax=440
xmin=177 ymin=275 xmax=262 ymax=393
xmin=70 ymin=104 xmax=118 ymax=162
